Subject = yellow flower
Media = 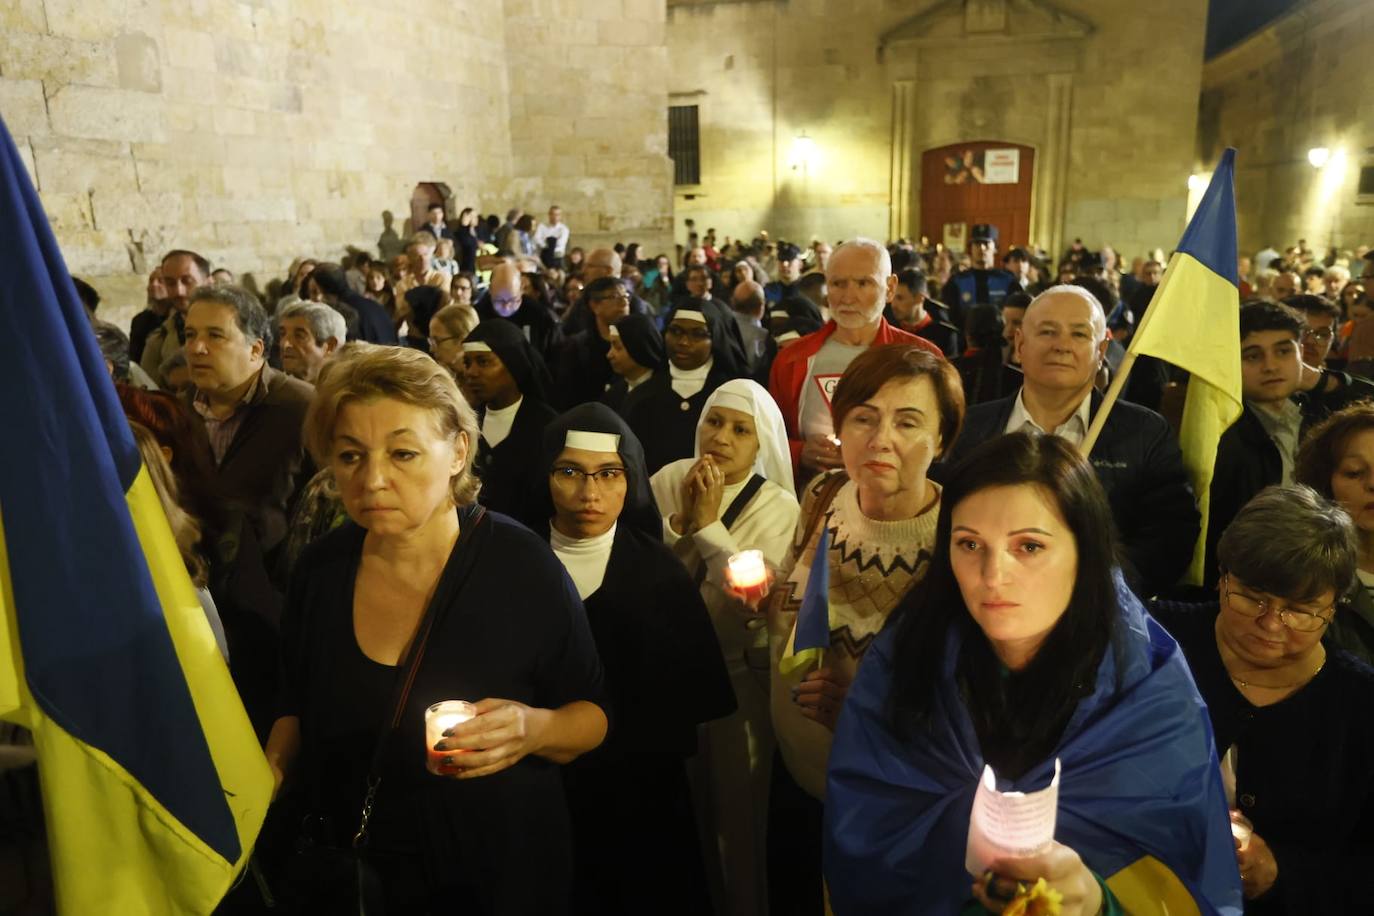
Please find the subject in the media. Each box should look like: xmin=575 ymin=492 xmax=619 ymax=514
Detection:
xmin=1002 ymin=877 xmax=1063 ymax=916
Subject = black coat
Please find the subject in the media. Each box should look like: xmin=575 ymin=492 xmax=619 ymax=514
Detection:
xmin=1205 ymin=399 xmax=1323 ymax=587
xmin=475 ymin=398 xmax=559 ymax=530
xmin=475 ymin=293 xmax=563 ymax=365
xmin=553 ymin=330 xmax=615 ymax=410
xmin=341 ymin=291 xmax=399 ymax=345
xmin=562 ymin=525 xmax=735 ymax=915
xmin=947 ymin=388 xmax=1199 ymax=597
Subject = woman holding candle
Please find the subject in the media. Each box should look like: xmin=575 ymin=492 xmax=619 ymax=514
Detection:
xmin=537 ymin=403 xmax=735 ymax=916
xmin=264 ymin=343 xmax=607 ymax=914
xmin=766 ymin=344 xmax=964 ymax=915
xmin=648 ymin=378 xmax=799 ymax=916
xmin=825 ymin=432 xmax=1242 ymax=916
xmin=460 ymin=317 xmax=559 ymax=531
xmin=1294 ymin=403 xmax=1374 ymax=663
xmin=1150 ymin=486 xmax=1374 ymax=914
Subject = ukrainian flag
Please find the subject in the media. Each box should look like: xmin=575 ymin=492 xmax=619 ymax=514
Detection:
xmin=0 ymin=115 xmax=271 ymax=911
xmin=1124 ymin=148 xmax=1243 ymax=586
xmin=780 ymin=525 xmax=830 ymax=675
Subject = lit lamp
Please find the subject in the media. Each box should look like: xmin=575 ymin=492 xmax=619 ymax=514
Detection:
xmin=790 ymin=133 xmax=816 ymax=173
xmin=1308 ymin=147 xmax=1331 ymax=169
xmin=425 ymin=699 xmax=476 ymax=775
xmin=726 ymin=549 xmax=771 ymax=604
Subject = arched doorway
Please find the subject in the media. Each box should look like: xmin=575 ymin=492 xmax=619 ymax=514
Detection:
xmin=409 ymin=182 xmax=451 ymax=237
xmin=920 ymin=142 xmax=1034 ymax=251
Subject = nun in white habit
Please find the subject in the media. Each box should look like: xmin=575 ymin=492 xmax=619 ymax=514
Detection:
xmin=649 ymin=378 xmax=800 ymax=916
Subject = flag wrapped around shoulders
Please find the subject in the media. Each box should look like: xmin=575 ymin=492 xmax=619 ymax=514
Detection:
xmin=0 ymin=114 xmax=271 ymax=912
xmin=780 ymin=525 xmax=830 ymax=675
xmin=824 ymin=575 xmax=1243 ymax=916
xmin=1123 ymin=149 xmax=1243 ymax=586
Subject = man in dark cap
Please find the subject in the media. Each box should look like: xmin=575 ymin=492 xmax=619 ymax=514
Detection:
xmin=765 ymin=242 xmax=804 ymax=304
xmin=940 ymin=224 xmax=1020 ymax=332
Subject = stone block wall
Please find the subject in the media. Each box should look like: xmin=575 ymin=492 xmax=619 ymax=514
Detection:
xmin=0 ymin=0 xmax=673 ymax=330
xmin=1197 ymin=0 xmax=1374 ymax=259
xmin=666 ymin=0 xmax=1206 ymax=262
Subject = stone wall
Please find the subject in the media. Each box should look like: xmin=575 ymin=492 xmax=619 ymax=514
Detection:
xmin=665 ymin=0 xmax=1206 ymax=262
xmin=0 ymin=0 xmax=673 ymax=330
xmin=1197 ymin=0 xmax=1374 ymax=259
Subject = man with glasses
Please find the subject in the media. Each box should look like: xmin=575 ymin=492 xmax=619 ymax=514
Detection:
xmin=554 ymin=276 xmax=632 ymax=408
xmin=1285 ymin=294 xmax=1374 ymax=413
xmin=475 ymin=260 xmax=561 ymax=363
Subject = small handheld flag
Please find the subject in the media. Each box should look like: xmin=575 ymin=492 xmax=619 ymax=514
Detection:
xmin=780 ymin=525 xmax=831 ymax=675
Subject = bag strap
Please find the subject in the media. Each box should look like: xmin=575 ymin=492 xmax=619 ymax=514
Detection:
xmin=353 ymin=504 xmax=489 ymax=847
xmin=796 ymin=471 xmax=847 ymax=562
xmin=692 ymin=474 xmax=767 ymax=587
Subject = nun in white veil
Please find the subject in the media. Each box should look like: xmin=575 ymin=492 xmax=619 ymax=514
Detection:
xmin=650 ymin=378 xmax=800 ymax=916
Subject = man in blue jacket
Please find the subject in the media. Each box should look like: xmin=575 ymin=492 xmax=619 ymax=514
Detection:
xmin=940 ymin=223 xmax=1021 ymax=332
xmin=945 ymin=285 xmax=1199 ymax=597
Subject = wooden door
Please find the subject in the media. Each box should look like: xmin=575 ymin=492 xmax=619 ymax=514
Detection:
xmin=920 ymin=142 xmax=1034 ymax=251
xmin=409 ymin=182 xmax=448 ymax=238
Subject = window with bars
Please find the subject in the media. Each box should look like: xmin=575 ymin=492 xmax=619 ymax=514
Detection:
xmin=668 ymin=105 xmax=701 ymax=186
xmin=1359 ymin=165 xmax=1374 ymax=196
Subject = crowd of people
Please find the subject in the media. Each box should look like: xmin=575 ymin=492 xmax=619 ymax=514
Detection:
xmin=30 ymin=205 xmax=1374 ymax=915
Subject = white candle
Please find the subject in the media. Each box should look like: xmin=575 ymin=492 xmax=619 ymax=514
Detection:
xmin=726 ymin=549 xmax=770 ymax=602
xmin=425 ymin=700 xmax=476 ymax=775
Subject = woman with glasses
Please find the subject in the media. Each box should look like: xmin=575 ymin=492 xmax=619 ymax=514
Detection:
xmin=539 ymin=403 xmax=735 ymax=916
xmin=1151 ymin=486 xmax=1374 ymax=913
xmin=622 ymin=304 xmax=746 ymax=473
xmin=427 ymin=303 xmax=480 ymax=377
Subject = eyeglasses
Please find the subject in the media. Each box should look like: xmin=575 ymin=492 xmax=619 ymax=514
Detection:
xmin=593 ymin=291 xmax=631 ymax=303
xmin=1301 ymin=327 xmax=1334 ymax=342
xmin=664 ymin=325 xmax=711 ymax=342
xmin=1222 ymin=575 xmax=1336 ymax=632
xmin=429 ymin=334 xmax=458 ymax=347
xmin=550 ymin=466 xmax=626 ymax=489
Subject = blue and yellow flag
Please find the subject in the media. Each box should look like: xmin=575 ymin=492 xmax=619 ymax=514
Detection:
xmin=780 ymin=525 xmax=830 ymax=675
xmin=1124 ymin=149 xmax=1243 ymax=586
xmin=0 ymin=115 xmax=271 ymax=911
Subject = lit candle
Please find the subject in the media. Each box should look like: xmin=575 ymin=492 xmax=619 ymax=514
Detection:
xmin=1229 ymin=810 xmax=1252 ymax=851
xmin=726 ymin=549 xmax=770 ymax=604
xmin=425 ymin=699 xmax=476 ymax=775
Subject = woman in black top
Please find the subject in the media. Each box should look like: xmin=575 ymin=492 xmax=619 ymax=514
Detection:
xmin=461 ymin=318 xmax=559 ymax=530
xmin=538 ymin=403 xmax=735 ymax=915
xmin=622 ymin=304 xmax=745 ymax=474
xmin=1151 ymin=485 xmax=1374 ymax=914
xmin=455 ymin=207 xmax=479 ymax=274
xmin=265 ymin=343 xmax=606 ymax=915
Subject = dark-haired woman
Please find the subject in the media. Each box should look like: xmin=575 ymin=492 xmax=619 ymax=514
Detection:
xmin=539 ymin=403 xmax=734 ymax=915
xmin=1151 ymin=486 xmax=1374 ymax=914
xmin=825 ymin=432 xmax=1241 ymax=915
xmin=461 ymin=319 xmax=559 ymax=530
xmin=1295 ymin=402 xmax=1374 ymax=663
xmin=621 ymin=304 xmax=745 ymax=473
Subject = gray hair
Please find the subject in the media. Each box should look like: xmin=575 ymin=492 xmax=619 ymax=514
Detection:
xmin=188 ymin=284 xmax=273 ymax=348
xmin=831 ymin=237 xmax=892 ymax=278
xmin=1028 ymin=284 xmax=1108 ymax=341
xmin=1217 ymin=485 xmax=1358 ymax=602
xmin=279 ymin=301 xmax=347 ymax=346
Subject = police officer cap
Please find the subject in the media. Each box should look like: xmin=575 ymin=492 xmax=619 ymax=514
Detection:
xmin=970 ymin=224 xmax=999 ymax=243
xmin=778 ymin=242 xmax=802 ymax=262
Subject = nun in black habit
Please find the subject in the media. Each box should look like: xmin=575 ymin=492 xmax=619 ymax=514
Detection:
xmin=601 ymin=312 xmax=666 ymax=416
xmin=461 ymin=319 xmax=559 ymax=530
xmin=538 ymin=403 xmax=736 ymax=916
xmin=620 ymin=304 xmax=746 ymax=474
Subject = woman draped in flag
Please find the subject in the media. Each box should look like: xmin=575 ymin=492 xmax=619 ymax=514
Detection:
xmin=538 ymin=403 xmax=735 ymax=915
xmin=765 ymin=344 xmax=964 ymax=915
xmin=825 ymin=432 xmax=1242 ymax=916
xmin=649 ymin=378 xmax=800 ymax=916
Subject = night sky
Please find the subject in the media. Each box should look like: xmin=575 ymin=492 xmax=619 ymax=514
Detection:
xmin=1206 ymin=0 xmax=1304 ymax=58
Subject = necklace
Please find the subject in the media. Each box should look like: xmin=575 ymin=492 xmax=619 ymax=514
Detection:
xmin=1229 ymin=658 xmax=1325 ymax=691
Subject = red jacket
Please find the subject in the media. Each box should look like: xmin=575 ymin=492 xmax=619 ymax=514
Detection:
xmin=767 ymin=318 xmax=944 ymax=471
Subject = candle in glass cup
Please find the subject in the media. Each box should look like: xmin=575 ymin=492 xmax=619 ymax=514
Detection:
xmin=425 ymin=700 xmax=476 ymax=775
xmin=1229 ymin=810 xmax=1253 ymax=850
xmin=726 ymin=549 xmax=770 ymax=604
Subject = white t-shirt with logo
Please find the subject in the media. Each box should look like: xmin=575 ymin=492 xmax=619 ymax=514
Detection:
xmin=798 ymin=337 xmax=868 ymax=440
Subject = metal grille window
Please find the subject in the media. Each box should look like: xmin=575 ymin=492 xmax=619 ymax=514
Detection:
xmin=668 ymin=105 xmax=700 ymax=186
xmin=1359 ymin=165 xmax=1374 ymax=196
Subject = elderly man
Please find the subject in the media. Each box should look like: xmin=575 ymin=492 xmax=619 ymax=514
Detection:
xmin=394 ymin=233 xmax=449 ymax=327
xmin=946 ymin=285 xmax=1198 ymax=596
xmin=475 ymin=260 xmax=560 ymax=361
xmin=277 ymin=301 xmax=345 ymax=383
xmin=183 ymin=284 xmax=313 ymax=559
xmin=769 ymin=237 xmax=943 ymax=477
xmin=731 ymin=277 xmax=770 ymax=375
xmin=140 ymin=249 xmax=211 ymax=386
